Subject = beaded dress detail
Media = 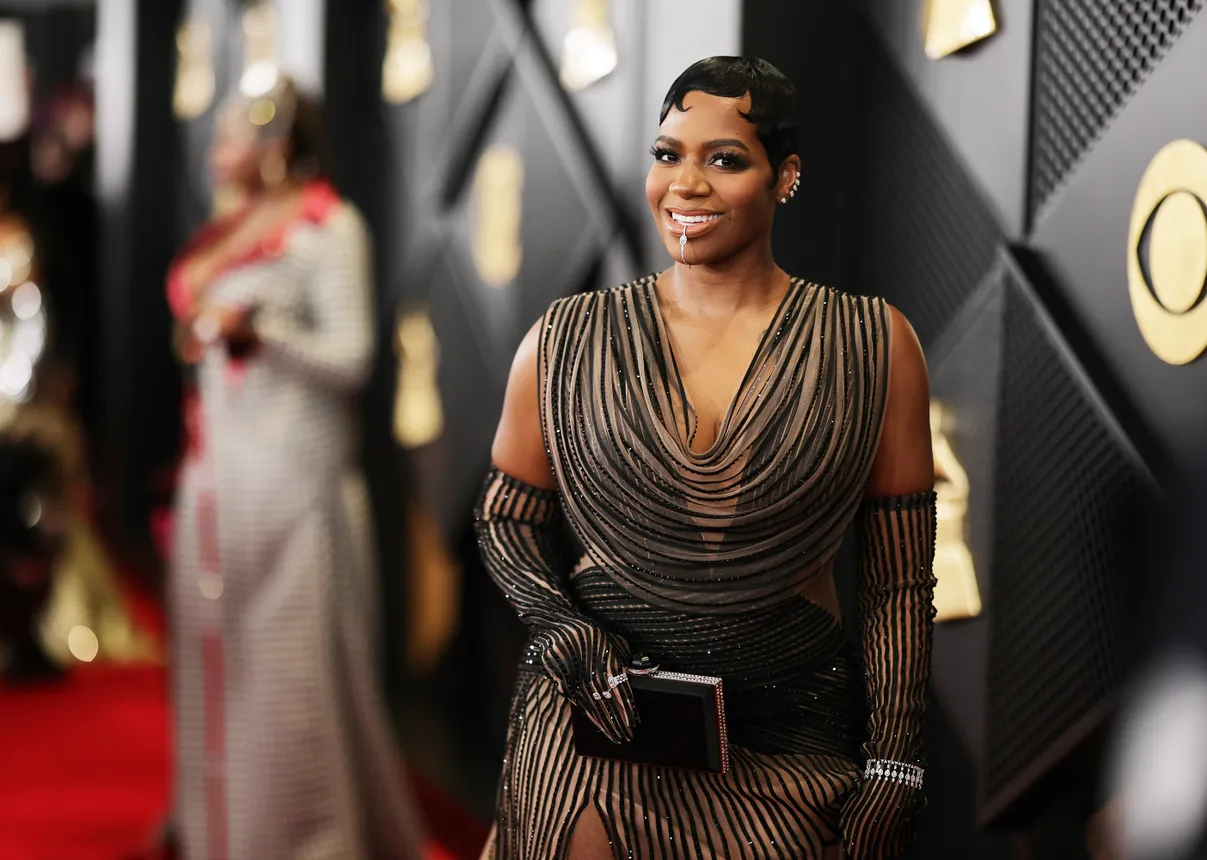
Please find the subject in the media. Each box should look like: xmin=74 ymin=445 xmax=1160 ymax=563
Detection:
xmin=476 ymin=276 xmax=936 ymax=859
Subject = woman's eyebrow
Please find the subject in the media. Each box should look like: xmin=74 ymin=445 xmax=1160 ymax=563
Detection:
xmin=653 ymin=136 xmax=751 ymax=152
xmin=704 ymin=138 xmax=750 ymax=152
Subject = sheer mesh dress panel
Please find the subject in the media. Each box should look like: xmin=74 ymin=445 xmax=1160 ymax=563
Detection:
xmin=476 ymin=276 xmax=936 ymax=859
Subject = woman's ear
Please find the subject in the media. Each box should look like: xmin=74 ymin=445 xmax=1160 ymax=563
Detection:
xmin=778 ymin=155 xmax=802 ymax=201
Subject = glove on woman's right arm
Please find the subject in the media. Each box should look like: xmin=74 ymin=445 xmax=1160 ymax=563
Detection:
xmin=475 ymin=467 xmax=637 ymax=743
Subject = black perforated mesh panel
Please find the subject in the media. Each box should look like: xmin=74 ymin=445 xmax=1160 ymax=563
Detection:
xmin=1031 ymin=0 xmax=1206 ymax=219
xmin=984 ymin=267 xmax=1158 ymax=804
xmin=850 ymin=36 xmax=1002 ymax=347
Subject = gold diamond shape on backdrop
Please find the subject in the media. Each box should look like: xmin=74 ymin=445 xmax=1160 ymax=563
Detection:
xmin=923 ymin=0 xmax=998 ymax=60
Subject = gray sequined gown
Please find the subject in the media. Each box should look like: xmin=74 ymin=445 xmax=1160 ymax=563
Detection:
xmin=168 ymin=185 xmax=423 ymax=860
xmin=476 ymin=276 xmax=937 ymax=859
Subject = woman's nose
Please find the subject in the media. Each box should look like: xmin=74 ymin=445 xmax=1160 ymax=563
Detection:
xmin=670 ymin=162 xmax=709 ymax=198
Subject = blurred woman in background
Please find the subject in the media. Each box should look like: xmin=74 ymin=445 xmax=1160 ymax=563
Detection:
xmin=165 ymin=76 xmax=422 ymax=860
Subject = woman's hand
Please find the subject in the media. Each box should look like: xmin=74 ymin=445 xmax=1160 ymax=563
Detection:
xmin=549 ymin=620 xmax=639 ymax=744
xmin=193 ymin=305 xmax=259 ymax=357
xmin=173 ymin=320 xmax=204 ymax=364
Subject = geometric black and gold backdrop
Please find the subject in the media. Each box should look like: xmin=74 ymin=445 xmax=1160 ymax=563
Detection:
xmin=1030 ymin=0 xmax=1205 ymax=224
xmin=748 ymin=0 xmax=1195 ymax=854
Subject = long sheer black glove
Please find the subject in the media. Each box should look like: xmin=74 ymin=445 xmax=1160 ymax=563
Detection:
xmin=475 ymin=468 xmax=638 ymax=743
xmin=842 ymin=492 xmax=937 ymax=860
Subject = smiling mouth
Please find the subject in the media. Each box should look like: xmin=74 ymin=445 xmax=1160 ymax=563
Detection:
xmin=666 ymin=210 xmax=722 ymax=238
xmin=670 ymin=212 xmax=720 ymax=224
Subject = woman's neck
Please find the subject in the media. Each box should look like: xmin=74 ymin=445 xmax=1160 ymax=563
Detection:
xmin=241 ymin=177 xmax=305 ymax=210
xmin=660 ymin=237 xmax=785 ymax=319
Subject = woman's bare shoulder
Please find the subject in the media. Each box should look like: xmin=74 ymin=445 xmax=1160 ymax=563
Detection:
xmin=866 ymin=303 xmax=933 ymax=497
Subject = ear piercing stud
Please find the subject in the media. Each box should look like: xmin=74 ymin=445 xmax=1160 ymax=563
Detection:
xmin=782 ymin=174 xmax=801 ymax=203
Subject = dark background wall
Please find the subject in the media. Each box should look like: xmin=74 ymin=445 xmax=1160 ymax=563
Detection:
xmin=96 ymin=0 xmax=183 ymax=569
xmin=746 ymin=1 xmax=1195 ymax=856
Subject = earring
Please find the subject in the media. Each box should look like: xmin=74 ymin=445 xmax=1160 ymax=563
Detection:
xmin=260 ymin=151 xmax=287 ymax=187
xmin=789 ymin=174 xmax=801 ymax=199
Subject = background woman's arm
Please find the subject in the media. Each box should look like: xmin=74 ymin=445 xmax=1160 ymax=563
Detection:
xmin=252 ymin=205 xmax=374 ymax=392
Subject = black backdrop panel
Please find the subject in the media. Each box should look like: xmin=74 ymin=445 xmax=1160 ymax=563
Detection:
xmin=743 ymin=0 xmax=863 ymax=288
xmin=393 ymin=0 xmax=515 ymax=296
xmin=430 ymin=0 xmax=511 ymax=132
xmin=921 ymin=279 xmax=1010 ymax=859
xmin=417 ymin=35 xmax=625 ymax=527
xmin=860 ymin=0 xmax=1035 ymax=236
xmin=427 ymin=245 xmax=507 ymax=530
xmin=492 ymin=43 xmax=617 ymax=327
xmin=1031 ymin=7 xmax=1207 ymax=470
xmin=927 ymin=275 xmax=1006 ymax=763
xmin=1031 ymin=0 xmax=1207 ymax=224
xmin=743 ymin=0 xmax=1194 ymax=847
xmin=849 ymin=28 xmax=1004 ymax=348
xmin=983 ymin=256 xmax=1159 ymax=818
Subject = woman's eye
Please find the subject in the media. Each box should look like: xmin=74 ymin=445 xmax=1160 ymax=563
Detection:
xmin=711 ymin=152 xmax=746 ymax=169
xmin=650 ymin=147 xmax=678 ymax=164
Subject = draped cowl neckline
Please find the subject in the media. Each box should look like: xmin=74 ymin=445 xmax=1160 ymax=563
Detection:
xmin=645 ymin=273 xmax=802 ymax=462
xmin=539 ymin=275 xmax=891 ymax=614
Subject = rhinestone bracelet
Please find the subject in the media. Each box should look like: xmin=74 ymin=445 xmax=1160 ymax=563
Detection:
xmin=864 ymin=759 xmax=924 ymax=790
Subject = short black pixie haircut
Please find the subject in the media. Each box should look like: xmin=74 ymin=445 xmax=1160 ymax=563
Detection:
xmin=659 ymin=57 xmax=799 ymax=173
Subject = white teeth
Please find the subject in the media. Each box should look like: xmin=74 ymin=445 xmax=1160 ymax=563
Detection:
xmin=670 ymin=213 xmax=719 ymax=224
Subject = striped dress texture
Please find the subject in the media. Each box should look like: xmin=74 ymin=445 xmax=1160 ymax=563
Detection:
xmin=477 ymin=276 xmax=936 ymax=859
xmin=168 ymin=183 xmax=423 ymax=860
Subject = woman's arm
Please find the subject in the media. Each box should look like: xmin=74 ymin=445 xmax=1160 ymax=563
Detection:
xmin=475 ymin=319 xmax=638 ymax=743
xmin=491 ymin=321 xmax=556 ymax=489
xmin=251 ymin=205 xmax=374 ymax=392
xmin=842 ymin=304 xmax=937 ymax=860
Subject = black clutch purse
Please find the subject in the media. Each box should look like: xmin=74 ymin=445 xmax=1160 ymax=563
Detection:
xmin=571 ymin=658 xmax=729 ymax=774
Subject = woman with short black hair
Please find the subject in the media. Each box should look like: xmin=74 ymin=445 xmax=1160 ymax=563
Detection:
xmin=476 ymin=57 xmax=936 ymax=859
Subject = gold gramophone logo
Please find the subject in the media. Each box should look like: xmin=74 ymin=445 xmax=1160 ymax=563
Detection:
xmin=1128 ymin=139 xmax=1207 ymax=365
xmin=922 ymin=0 xmax=997 ymax=60
xmin=472 ymin=145 xmax=524 ymax=288
xmin=930 ymin=401 xmax=982 ymax=623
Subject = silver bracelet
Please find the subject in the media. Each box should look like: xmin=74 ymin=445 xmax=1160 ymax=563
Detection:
xmin=864 ymin=759 xmax=924 ymax=790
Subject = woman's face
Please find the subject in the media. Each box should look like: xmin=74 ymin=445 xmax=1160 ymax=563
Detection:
xmin=645 ymin=91 xmax=796 ymax=266
xmin=208 ymin=108 xmax=265 ymax=190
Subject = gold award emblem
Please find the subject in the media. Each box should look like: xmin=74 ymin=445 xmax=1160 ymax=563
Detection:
xmin=1128 ymin=140 xmax=1207 ymax=365
xmin=173 ymin=20 xmax=215 ymax=121
xmin=472 ymin=146 xmax=524 ymax=288
xmin=383 ymin=0 xmax=434 ymax=105
xmin=930 ymin=401 xmax=982 ymax=623
xmin=393 ymin=305 xmax=445 ymax=450
xmin=922 ymin=0 xmax=998 ymax=60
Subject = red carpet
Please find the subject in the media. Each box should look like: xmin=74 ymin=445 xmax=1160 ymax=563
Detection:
xmin=0 ymin=664 xmax=171 ymax=860
xmin=0 ymin=662 xmax=465 ymax=860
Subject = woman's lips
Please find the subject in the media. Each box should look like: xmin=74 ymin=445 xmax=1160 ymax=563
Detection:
xmin=665 ymin=210 xmax=722 ymax=238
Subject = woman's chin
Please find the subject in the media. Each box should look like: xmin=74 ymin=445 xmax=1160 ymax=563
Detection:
xmin=665 ymin=243 xmax=719 ymax=266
